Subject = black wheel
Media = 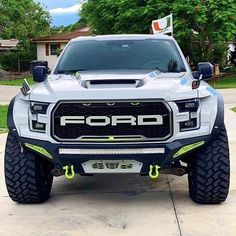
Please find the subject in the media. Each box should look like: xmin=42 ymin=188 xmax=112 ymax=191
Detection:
xmin=4 ymin=133 xmax=53 ymax=204
xmin=188 ymin=125 xmax=230 ymax=204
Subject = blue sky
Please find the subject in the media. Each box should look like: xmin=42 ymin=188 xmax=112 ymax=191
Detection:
xmin=35 ymin=0 xmax=83 ymax=26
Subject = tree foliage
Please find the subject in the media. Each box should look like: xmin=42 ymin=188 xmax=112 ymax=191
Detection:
xmin=0 ymin=0 xmax=51 ymax=71
xmin=50 ymin=18 xmax=87 ymax=35
xmin=0 ymin=0 xmax=51 ymax=47
xmin=81 ymin=0 xmax=236 ymax=66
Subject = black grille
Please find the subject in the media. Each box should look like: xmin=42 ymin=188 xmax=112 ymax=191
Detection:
xmin=52 ymin=101 xmax=172 ymax=142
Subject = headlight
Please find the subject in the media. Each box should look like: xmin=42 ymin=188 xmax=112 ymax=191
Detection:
xmin=176 ymin=99 xmax=199 ymax=112
xmin=176 ymin=99 xmax=200 ymax=131
xmin=30 ymin=102 xmax=49 ymax=114
xmin=30 ymin=102 xmax=49 ymax=133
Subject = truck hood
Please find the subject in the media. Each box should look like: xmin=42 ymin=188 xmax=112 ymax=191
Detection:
xmin=29 ymin=70 xmax=198 ymax=102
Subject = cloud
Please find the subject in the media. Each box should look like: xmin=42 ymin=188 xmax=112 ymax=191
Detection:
xmin=49 ymin=2 xmax=84 ymax=15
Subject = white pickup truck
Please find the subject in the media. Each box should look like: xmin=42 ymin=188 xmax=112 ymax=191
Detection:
xmin=5 ymin=34 xmax=229 ymax=204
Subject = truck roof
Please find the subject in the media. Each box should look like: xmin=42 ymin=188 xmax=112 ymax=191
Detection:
xmin=71 ymin=34 xmax=173 ymax=42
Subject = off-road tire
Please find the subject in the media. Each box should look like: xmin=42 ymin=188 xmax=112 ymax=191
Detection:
xmin=188 ymin=125 xmax=230 ymax=204
xmin=4 ymin=133 xmax=53 ymax=204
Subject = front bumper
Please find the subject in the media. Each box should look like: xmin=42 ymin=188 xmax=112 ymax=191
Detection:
xmin=20 ymin=135 xmax=213 ymax=175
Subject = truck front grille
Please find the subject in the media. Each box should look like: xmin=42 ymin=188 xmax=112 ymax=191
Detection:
xmin=51 ymin=100 xmax=172 ymax=142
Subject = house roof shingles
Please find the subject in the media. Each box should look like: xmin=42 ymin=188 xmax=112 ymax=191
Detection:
xmin=31 ymin=28 xmax=90 ymax=43
xmin=0 ymin=39 xmax=19 ymax=51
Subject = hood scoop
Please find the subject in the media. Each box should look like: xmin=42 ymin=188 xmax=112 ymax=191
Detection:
xmin=82 ymin=79 xmax=145 ymax=89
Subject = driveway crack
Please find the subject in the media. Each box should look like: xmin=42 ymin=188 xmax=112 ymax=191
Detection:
xmin=166 ymin=174 xmax=183 ymax=236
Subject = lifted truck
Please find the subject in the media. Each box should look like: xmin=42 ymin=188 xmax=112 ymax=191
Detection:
xmin=5 ymin=34 xmax=230 ymax=204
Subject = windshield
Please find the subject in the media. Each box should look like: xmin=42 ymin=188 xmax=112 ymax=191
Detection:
xmin=55 ymin=39 xmax=186 ymax=74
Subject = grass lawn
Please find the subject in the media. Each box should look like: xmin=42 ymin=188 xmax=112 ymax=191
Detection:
xmin=0 ymin=105 xmax=8 ymax=133
xmin=210 ymin=75 xmax=236 ymax=89
xmin=0 ymin=76 xmax=35 ymax=86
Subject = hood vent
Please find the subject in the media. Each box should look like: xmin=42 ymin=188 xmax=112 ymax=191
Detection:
xmin=82 ymin=79 xmax=145 ymax=89
xmin=90 ymin=79 xmax=136 ymax=85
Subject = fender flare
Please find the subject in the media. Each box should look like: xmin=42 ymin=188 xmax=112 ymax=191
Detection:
xmin=7 ymin=96 xmax=18 ymax=136
xmin=212 ymin=92 xmax=224 ymax=134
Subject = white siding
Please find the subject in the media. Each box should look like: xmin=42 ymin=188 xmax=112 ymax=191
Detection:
xmin=228 ymin=43 xmax=235 ymax=62
xmin=36 ymin=43 xmax=68 ymax=70
xmin=229 ymin=43 xmax=235 ymax=51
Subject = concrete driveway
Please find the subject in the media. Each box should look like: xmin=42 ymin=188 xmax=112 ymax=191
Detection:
xmin=0 ymin=85 xmax=21 ymax=105
xmin=0 ymin=88 xmax=236 ymax=236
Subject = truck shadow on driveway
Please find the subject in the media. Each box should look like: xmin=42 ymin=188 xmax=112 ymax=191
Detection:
xmin=49 ymin=174 xmax=190 ymax=203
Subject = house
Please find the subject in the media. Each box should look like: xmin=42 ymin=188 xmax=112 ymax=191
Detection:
xmin=229 ymin=41 xmax=235 ymax=51
xmin=31 ymin=27 xmax=90 ymax=69
xmin=0 ymin=39 xmax=19 ymax=53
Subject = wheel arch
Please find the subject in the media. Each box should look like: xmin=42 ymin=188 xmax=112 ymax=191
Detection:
xmin=7 ymin=96 xmax=20 ymax=139
xmin=7 ymin=96 xmax=16 ymax=130
xmin=212 ymin=92 xmax=224 ymax=134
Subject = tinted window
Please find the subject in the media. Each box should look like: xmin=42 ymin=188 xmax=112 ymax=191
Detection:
xmin=55 ymin=39 xmax=186 ymax=73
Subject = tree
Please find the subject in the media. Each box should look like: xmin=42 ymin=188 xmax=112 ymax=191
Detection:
xmin=0 ymin=0 xmax=51 ymax=47
xmin=0 ymin=0 xmax=51 ymax=71
xmin=81 ymin=0 xmax=236 ymax=66
xmin=172 ymin=0 xmax=236 ymax=65
xmin=51 ymin=18 xmax=87 ymax=34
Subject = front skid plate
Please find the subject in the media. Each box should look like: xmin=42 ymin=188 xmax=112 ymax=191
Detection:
xmin=82 ymin=160 xmax=143 ymax=173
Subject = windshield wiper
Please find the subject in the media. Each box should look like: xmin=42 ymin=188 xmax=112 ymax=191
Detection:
xmin=57 ymin=69 xmax=87 ymax=74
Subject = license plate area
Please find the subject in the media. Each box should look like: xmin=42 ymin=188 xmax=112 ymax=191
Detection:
xmin=82 ymin=160 xmax=143 ymax=173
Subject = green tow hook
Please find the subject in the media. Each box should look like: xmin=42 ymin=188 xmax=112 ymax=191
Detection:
xmin=63 ymin=165 xmax=75 ymax=180
xmin=149 ymin=165 xmax=160 ymax=179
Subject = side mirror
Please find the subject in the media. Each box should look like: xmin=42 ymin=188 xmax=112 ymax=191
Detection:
xmin=197 ymin=62 xmax=213 ymax=80
xmin=32 ymin=66 xmax=48 ymax=82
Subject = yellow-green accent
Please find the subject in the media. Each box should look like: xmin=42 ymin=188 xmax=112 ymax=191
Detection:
xmin=149 ymin=165 xmax=160 ymax=179
xmin=81 ymin=136 xmax=143 ymax=142
xmin=131 ymin=102 xmax=140 ymax=106
xmin=25 ymin=143 xmax=53 ymax=159
xmin=63 ymin=165 xmax=75 ymax=179
xmin=173 ymin=141 xmax=205 ymax=158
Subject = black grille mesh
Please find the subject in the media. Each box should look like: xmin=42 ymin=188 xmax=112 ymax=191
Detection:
xmin=52 ymin=101 xmax=172 ymax=141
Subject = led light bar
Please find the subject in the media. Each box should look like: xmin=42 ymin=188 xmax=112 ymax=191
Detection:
xmin=59 ymin=148 xmax=165 ymax=155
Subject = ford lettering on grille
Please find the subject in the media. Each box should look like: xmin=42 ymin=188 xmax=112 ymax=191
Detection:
xmin=60 ymin=115 xmax=163 ymax=127
xmin=52 ymin=101 xmax=172 ymax=142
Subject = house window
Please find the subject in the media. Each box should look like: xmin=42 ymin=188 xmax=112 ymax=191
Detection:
xmin=45 ymin=43 xmax=60 ymax=56
xmin=50 ymin=43 xmax=60 ymax=55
